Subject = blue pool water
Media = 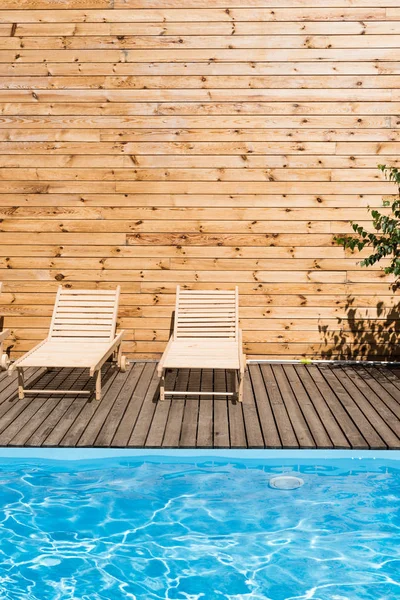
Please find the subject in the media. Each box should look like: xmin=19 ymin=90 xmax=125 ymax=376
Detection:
xmin=0 ymin=452 xmax=399 ymax=600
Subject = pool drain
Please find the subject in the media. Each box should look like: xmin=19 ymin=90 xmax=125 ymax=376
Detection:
xmin=269 ymin=475 xmax=304 ymax=490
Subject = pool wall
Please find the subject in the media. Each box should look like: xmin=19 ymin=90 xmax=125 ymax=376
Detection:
xmin=0 ymin=448 xmax=399 ymax=462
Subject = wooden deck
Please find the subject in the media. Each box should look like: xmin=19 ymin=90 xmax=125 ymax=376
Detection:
xmin=0 ymin=362 xmax=399 ymax=450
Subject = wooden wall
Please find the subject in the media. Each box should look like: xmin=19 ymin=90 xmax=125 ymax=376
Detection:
xmin=0 ymin=0 xmax=398 ymax=360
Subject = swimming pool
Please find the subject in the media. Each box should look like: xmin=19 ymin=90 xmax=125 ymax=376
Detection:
xmin=0 ymin=450 xmax=399 ymax=600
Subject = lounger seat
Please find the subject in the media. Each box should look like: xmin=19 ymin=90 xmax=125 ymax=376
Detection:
xmin=15 ymin=340 xmax=118 ymax=369
xmin=9 ymin=287 xmax=126 ymax=400
xmin=157 ymin=287 xmax=246 ymax=402
xmin=160 ymin=340 xmax=241 ymax=371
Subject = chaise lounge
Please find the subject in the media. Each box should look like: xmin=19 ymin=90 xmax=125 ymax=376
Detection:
xmin=8 ymin=286 xmax=126 ymax=400
xmin=157 ymin=286 xmax=246 ymax=402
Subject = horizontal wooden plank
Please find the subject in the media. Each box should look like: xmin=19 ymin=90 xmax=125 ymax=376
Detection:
xmin=0 ymin=257 xmax=388 ymax=272
xmin=0 ymin=115 xmax=393 ymax=128
xmin=0 ymin=49 xmax=398 ymax=63
xmin=3 ymin=36 xmax=400 ymax=51
xmin=0 ymin=3 xmax=397 ymax=361
xmin=6 ymin=22 xmax=400 ymax=37
xmin=1 ymin=61 xmax=399 ymax=77
xmin=0 ymin=193 xmax=392 ymax=207
xmin=0 ymin=167 xmax=390 ymax=183
xmin=0 ymin=9 xmax=389 ymax=24
xmin=0 ymin=101 xmax=398 ymax=115
xmin=0 ymin=217 xmax=373 ymax=233
xmin=0 ymin=89 xmax=393 ymax=102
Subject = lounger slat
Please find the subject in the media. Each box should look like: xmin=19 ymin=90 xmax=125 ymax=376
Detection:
xmin=51 ymin=332 xmax=111 ymax=338
xmin=179 ymin=291 xmax=236 ymax=296
xmin=178 ymin=317 xmax=236 ymax=321
xmin=50 ymin=287 xmax=118 ymax=342
xmin=60 ymin=289 xmax=116 ymax=295
xmin=53 ymin=324 xmax=113 ymax=331
xmin=58 ymin=301 xmax=116 ymax=307
xmin=54 ymin=319 xmax=113 ymax=324
xmin=9 ymin=285 xmax=126 ymax=401
xmin=158 ymin=286 xmax=245 ymax=401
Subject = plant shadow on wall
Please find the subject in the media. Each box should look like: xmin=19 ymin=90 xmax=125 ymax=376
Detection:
xmin=318 ymin=296 xmax=400 ymax=360
xmin=319 ymin=165 xmax=400 ymax=360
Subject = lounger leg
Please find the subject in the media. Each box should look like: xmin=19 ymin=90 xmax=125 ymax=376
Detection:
xmin=238 ymin=369 xmax=244 ymax=403
xmin=17 ymin=368 xmax=24 ymax=400
xmin=160 ymin=369 xmax=165 ymax=401
xmin=95 ymin=368 xmax=102 ymax=401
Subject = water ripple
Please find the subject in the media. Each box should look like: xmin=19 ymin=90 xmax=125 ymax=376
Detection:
xmin=0 ymin=459 xmax=398 ymax=599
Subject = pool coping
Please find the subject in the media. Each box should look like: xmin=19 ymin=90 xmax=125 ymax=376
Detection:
xmin=0 ymin=448 xmax=399 ymax=461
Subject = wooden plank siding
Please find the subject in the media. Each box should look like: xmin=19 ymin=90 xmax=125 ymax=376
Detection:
xmin=0 ymin=0 xmax=399 ymax=361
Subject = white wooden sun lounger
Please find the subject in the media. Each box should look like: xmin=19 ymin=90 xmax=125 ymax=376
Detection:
xmin=8 ymin=286 xmax=126 ymax=400
xmin=0 ymin=283 xmax=10 ymax=370
xmin=157 ymin=286 xmax=246 ymax=402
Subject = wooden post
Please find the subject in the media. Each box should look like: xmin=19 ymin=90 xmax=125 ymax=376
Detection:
xmin=238 ymin=368 xmax=244 ymax=403
xmin=17 ymin=368 xmax=24 ymax=400
xmin=160 ymin=369 xmax=165 ymax=401
xmin=96 ymin=368 xmax=102 ymax=401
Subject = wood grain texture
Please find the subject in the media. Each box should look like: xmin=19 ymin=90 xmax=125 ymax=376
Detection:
xmin=0 ymin=0 xmax=397 ymax=360
xmin=0 ymin=362 xmax=398 ymax=448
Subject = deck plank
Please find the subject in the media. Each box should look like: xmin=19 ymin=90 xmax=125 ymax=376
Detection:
xmin=127 ymin=364 xmax=160 ymax=447
xmin=242 ymin=370 xmax=264 ymax=449
xmin=306 ymin=365 xmax=368 ymax=449
xmin=77 ymin=368 xmax=128 ymax=447
xmin=248 ymin=364 xmax=280 ymax=448
xmin=318 ymin=365 xmax=386 ymax=449
xmin=227 ymin=371 xmax=247 ymax=449
xmin=28 ymin=369 xmax=93 ymax=447
xmin=213 ymin=369 xmax=230 ymax=448
xmin=339 ymin=366 xmax=400 ymax=446
xmin=42 ymin=368 xmax=106 ymax=447
xmin=0 ymin=368 xmax=43 ymax=414
xmin=0 ymin=369 xmax=74 ymax=446
xmin=196 ymin=369 xmax=213 ymax=448
xmin=179 ymin=369 xmax=200 ymax=448
xmin=292 ymin=365 xmax=350 ymax=449
xmin=363 ymin=367 xmax=400 ymax=419
xmin=272 ymin=364 xmax=315 ymax=448
xmin=162 ymin=368 xmax=189 ymax=448
xmin=112 ymin=362 xmax=155 ymax=447
xmin=283 ymin=364 xmax=332 ymax=449
xmin=145 ymin=368 xmax=176 ymax=447
xmin=379 ymin=366 xmax=400 ymax=393
xmin=260 ymin=364 xmax=298 ymax=448
xmin=59 ymin=365 xmax=119 ymax=447
xmin=0 ymin=362 xmax=398 ymax=449
xmin=0 ymin=368 xmax=40 ymax=401
xmin=11 ymin=368 xmax=85 ymax=447
xmin=95 ymin=362 xmax=145 ymax=447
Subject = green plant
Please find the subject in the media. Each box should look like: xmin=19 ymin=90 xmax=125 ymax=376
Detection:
xmin=335 ymin=165 xmax=400 ymax=285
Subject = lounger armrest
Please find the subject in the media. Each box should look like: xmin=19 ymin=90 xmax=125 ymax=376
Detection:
xmin=238 ymin=328 xmax=246 ymax=373
xmin=8 ymin=337 xmax=50 ymax=375
xmin=157 ymin=335 xmax=174 ymax=377
xmin=89 ymin=330 xmax=125 ymax=375
xmin=0 ymin=329 xmax=9 ymax=343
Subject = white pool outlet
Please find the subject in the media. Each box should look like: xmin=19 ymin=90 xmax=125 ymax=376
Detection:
xmin=269 ymin=475 xmax=304 ymax=490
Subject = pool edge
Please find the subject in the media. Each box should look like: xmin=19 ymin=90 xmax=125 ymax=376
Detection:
xmin=0 ymin=448 xmax=399 ymax=461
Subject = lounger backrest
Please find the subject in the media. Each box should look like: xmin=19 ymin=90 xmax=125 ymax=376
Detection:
xmin=49 ymin=287 xmax=120 ymax=343
xmin=174 ymin=287 xmax=239 ymax=340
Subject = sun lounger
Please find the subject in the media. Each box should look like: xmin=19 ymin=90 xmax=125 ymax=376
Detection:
xmin=157 ymin=286 xmax=246 ymax=402
xmin=8 ymin=286 xmax=126 ymax=400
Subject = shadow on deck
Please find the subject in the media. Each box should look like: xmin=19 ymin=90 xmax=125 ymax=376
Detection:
xmin=0 ymin=361 xmax=399 ymax=450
